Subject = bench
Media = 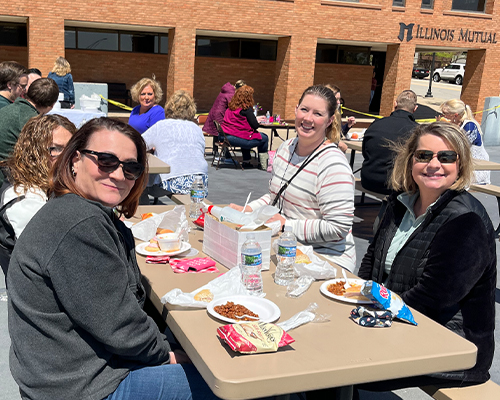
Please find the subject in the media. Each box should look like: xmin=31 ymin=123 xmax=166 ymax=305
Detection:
xmin=469 ymin=183 xmax=500 ymax=236
xmin=106 ymin=82 xmax=132 ymax=106
xmin=421 ymin=379 xmax=500 ymax=399
xmin=354 ymin=178 xmax=386 ymax=204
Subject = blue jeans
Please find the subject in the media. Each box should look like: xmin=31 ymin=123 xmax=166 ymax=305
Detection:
xmin=104 ymin=364 xmax=218 ymax=400
xmin=225 ymin=133 xmax=268 ymax=161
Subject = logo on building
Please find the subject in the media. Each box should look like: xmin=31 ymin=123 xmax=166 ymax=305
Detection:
xmin=398 ymin=23 xmax=414 ymax=42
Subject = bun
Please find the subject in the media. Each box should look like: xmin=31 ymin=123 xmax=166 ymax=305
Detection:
xmin=194 ymin=289 xmax=214 ymax=302
xmin=295 ymin=249 xmax=311 ymax=264
xmin=156 ymin=228 xmax=173 ymax=235
xmin=344 ymin=284 xmax=370 ymax=301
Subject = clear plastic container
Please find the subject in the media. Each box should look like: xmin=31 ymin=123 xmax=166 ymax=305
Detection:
xmin=274 ymin=226 xmax=297 ymax=286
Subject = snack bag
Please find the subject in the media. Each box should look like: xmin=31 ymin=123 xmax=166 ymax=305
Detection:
xmin=217 ymin=322 xmax=294 ymax=354
xmin=361 ymin=281 xmax=417 ymax=326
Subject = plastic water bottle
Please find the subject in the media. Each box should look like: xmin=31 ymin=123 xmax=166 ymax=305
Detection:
xmin=240 ymin=233 xmax=263 ymax=295
xmin=208 ymin=205 xmax=254 ymax=225
xmin=189 ymin=176 xmax=206 ymax=219
xmin=265 ymin=111 xmax=270 ymax=124
xmin=274 ymin=226 xmax=297 ymax=286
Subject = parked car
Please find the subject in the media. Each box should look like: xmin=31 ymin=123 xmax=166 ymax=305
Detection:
xmin=412 ymin=66 xmax=430 ymax=79
xmin=432 ymin=63 xmax=466 ymax=85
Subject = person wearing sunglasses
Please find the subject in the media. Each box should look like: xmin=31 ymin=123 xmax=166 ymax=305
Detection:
xmin=7 ymin=118 xmax=217 ymax=400
xmin=0 ymin=114 xmax=75 ymax=280
xmin=355 ymin=122 xmax=496 ymax=396
xmin=439 ymin=98 xmax=490 ymax=185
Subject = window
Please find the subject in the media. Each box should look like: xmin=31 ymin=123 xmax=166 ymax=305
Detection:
xmin=196 ymin=36 xmax=277 ymax=60
xmin=316 ymin=44 xmax=370 ymax=65
xmin=64 ymin=27 xmax=168 ymax=54
xmin=451 ymin=0 xmax=486 ymax=12
xmin=0 ymin=22 xmax=27 ymax=46
xmin=421 ymin=0 xmax=434 ymax=9
xmin=393 ymin=0 xmax=405 ymax=6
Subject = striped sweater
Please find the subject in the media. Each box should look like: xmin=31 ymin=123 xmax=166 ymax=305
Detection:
xmin=249 ymin=138 xmax=356 ymax=271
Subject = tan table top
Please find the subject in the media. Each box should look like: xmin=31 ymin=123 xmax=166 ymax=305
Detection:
xmin=147 ymin=154 xmax=171 ymax=174
xmin=133 ymin=205 xmax=477 ymax=400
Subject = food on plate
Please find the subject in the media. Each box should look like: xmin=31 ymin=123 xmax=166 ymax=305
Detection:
xmin=344 ymin=284 xmax=370 ymax=301
xmin=156 ymin=228 xmax=173 ymax=235
xmin=217 ymin=322 xmax=295 ymax=354
xmin=141 ymin=213 xmax=154 ymax=220
xmin=144 ymin=238 xmax=160 ymax=252
xmin=327 ymin=281 xmax=346 ymax=296
xmin=351 ymin=132 xmax=359 ymax=139
xmin=213 ymin=301 xmax=259 ymax=321
xmin=194 ymin=289 xmax=214 ymax=303
xmin=295 ymin=249 xmax=311 ymax=264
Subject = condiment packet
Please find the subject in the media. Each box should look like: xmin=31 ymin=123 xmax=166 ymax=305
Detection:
xmin=361 ymin=281 xmax=417 ymax=326
xmin=217 ymin=322 xmax=295 ymax=354
xmin=277 ymin=302 xmax=330 ymax=331
xmin=286 ymin=275 xmax=315 ymax=298
xmin=292 ymin=246 xmax=337 ymax=280
xmin=350 ymin=306 xmax=393 ymax=328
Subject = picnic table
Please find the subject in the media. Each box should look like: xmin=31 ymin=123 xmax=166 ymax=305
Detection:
xmin=260 ymin=122 xmax=295 ymax=150
xmin=132 ymin=204 xmax=477 ymax=400
xmin=147 ymin=154 xmax=170 ymax=174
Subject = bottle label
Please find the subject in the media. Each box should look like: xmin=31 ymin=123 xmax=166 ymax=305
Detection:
xmin=190 ymin=189 xmax=205 ymax=199
xmin=278 ymin=245 xmax=296 ymax=257
xmin=243 ymin=253 xmax=262 ymax=267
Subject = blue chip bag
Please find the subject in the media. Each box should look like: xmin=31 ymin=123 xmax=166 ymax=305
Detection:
xmin=361 ymin=281 xmax=417 ymax=326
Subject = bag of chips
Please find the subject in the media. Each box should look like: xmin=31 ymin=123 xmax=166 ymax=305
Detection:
xmin=217 ymin=322 xmax=295 ymax=354
xmin=361 ymin=281 xmax=417 ymax=326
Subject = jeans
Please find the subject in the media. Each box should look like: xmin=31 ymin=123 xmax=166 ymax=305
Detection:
xmin=225 ymin=133 xmax=268 ymax=161
xmin=104 ymin=363 xmax=218 ymax=400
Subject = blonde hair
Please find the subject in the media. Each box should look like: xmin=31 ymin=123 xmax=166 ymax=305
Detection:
xmin=325 ymin=84 xmax=342 ymax=143
xmin=164 ymin=90 xmax=197 ymax=121
xmin=130 ymin=78 xmax=163 ymax=104
xmin=389 ymin=122 xmax=473 ymax=194
xmin=440 ymin=99 xmax=475 ymax=124
xmin=51 ymin=57 xmax=71 ymax=76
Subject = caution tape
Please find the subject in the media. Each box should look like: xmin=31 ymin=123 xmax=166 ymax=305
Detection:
xmin=99 ymin=95 xmax=133 ymax=111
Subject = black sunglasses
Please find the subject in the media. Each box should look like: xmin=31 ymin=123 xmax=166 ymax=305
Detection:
xmin=80 ymin=150 xmax=144 ymax=180
xmin=414 ymin=150 xmax=458 ymax=164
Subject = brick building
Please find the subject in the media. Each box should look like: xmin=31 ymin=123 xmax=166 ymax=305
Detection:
xmin=1 ymin=0 xmax=499 ymax=119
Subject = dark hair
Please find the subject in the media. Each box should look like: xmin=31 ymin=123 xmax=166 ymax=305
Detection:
xmin=28 ymin=68 xmax=42 ymax=76
xmin=235 ymin=80 xmax=246 ymax=89
xmin=26 ymin=78 xmax=59 ymax=108
xmin=228 ymin=85 xmax=254 ymax=111
xmin=297 ymin=85 xmax=338 ymax=141
xmin=50 ymin=118 xmax=148 ymax=218
xmin=0 ymin=61 xmax=28 ymax=90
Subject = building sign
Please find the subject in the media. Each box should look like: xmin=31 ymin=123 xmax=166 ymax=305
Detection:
xmin=398 ymin=22 xmax=497 ymax=44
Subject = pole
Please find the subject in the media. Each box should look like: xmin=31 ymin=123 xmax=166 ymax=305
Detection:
xmin=425 ymin=52 xmax=436 ymax=98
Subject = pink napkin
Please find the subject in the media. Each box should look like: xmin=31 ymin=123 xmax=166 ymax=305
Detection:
xmin=146 ymin=255 xmax=171 ymax=264
xmin=169 ymin=257 xmax=219 ymax=273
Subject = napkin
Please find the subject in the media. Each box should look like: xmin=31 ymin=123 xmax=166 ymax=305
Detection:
xmin=132 ymin=206 xmax=189 ymax=242
xmin=170 ymin=258 xmax=219 ymax=274
xmin=146 ymin=255 xmax=170 ymax=264
xmin=293 ymin=245 xmax=337 ymax=280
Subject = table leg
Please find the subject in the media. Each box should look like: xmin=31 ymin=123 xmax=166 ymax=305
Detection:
xmin=349 ymin=149 xmax=356 ymax=169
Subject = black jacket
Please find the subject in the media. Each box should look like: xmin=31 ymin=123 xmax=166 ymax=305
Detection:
xmin=360 ymin=109 xmax=417 ymax=195
xmin=358 ymin=189 xmax=496 ymax=383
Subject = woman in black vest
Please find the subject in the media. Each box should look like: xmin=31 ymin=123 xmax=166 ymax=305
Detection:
xmin=356 ymin=122 xmax=496 ymax=395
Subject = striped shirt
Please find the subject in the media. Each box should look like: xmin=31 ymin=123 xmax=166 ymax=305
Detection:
xmin=248 ymin=138 xmax=356 ymax=271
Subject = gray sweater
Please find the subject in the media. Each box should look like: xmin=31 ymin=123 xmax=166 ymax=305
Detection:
xmin=8 ymin=194 xmax=171 ymax=400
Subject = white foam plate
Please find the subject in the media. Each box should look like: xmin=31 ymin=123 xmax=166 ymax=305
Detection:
xmin=135 ymin=241 xmax=191 ymax=257
xmin=320 ymin=278 xmax=372 ymax=304
xmin=207 ymin=295 xmax=281 ymax=324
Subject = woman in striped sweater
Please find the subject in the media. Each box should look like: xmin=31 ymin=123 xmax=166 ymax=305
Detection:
xmin=231 ymin=85 xmax=356 ymax=272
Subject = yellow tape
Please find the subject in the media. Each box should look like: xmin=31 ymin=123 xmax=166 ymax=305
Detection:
xmin=341 ymin=106 xmax=383 ymax=119
xmin=99 ymin=95 xmax=133 ymax=111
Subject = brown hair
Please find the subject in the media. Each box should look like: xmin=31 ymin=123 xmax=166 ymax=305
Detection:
xmin=51 ymin=57 xmax=71 ymax=76
xmin=395 ymin=90 xmax=417 ymax=112
xmin=50 ymin=118 xmax=148 ymax=218
xmin=27 ymin=78 xmax=59 ymax=108
xmin=228 ymin=85 xmax=254 ymax=111
xmin=325 ymin=84 xmax=342 ymax=143
xmin=164 ymin=90 xmax=197 ymax=121
xmin=130 ymin=77 xmax=163 ymax=104
xmin=0 ymin=61 xmax=28 ymax=90
xmin=298 ymin=85 xmax=338 ymax=142
xmin=3 ymin=115 xmax=76 ymax=194
xmin=389 ymin=122 xmax=473 ymax=193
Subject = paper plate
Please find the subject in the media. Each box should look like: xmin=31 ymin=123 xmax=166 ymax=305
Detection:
xmin=320 ymin=278 xmax=372 ymax=304
xmin=207 ymin=295 xmax=281 ymax=324
xmin=136 ymin=241 xmax=191 ymax=257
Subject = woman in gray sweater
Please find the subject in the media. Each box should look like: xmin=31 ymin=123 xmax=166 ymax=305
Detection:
xmin=7 ymin=118 xmax=216 ymax=400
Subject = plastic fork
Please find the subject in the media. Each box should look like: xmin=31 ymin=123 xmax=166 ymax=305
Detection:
xmin=234 ymin=314 xmax=259 ymax=321
xmin=341 ymin=269 xmax=351 ymax=289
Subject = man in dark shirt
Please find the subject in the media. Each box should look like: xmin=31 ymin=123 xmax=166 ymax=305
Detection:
xmin=361 ymin=90 xmax=418 ymax=195
xmin=0 ymin=61 xmax=28 ymax=110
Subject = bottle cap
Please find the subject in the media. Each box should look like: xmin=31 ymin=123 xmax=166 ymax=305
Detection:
xmin=246 ymin=233 xmax=256 ymax=240
xmin=208 ymin=205 xmax=213 ymax=213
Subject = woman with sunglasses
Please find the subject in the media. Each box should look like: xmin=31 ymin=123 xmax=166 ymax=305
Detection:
xmin=7 ymin=118 xmax=216 ymax=400
xmin=355 ymin=122 xmax=496 ymax=395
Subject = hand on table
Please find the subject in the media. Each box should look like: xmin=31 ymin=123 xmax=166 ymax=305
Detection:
xmin=229 ymin=203 xmax=253 ymax=213
xmin=169 ymin=350 xmax=191 ymax=364
xmin=347 ymin=116 xmax=356 ymax=128
xmin=257 ymin=115 xmax=267 ymax=123
xmin=266 ymin=213 xmax=286 ymax=230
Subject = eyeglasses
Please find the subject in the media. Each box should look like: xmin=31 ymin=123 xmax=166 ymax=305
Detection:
xmin=49 ymin=146 xmax=65 ymax=157
xmin=80 ymin=150 xmax=144 ymax=181
xmin=16 ymin=82 xmax=27 ymax=90
xmin=414 ymin=150 xmax=458 ymax=164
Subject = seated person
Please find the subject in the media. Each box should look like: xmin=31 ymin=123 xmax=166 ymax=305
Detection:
xmin=142 ymin=90 xmax=208 ymax=194
xmin=128 ymin=77 xmax=165 ymax=134
xmin=439 ymin=98 xmax=490 ymax=184
xmin=356 ymin=122 xmax=495 ymax=396
xmin=361 ymin=89 xmax=418 ymax=195
xmin=221 ymin=85 xmax=268 ymax=170
xmin=8 ymin=117 xmax=217 ymax=400
xmin=0 ymin=114 xmax=76 ymax=279
xmin=231 ymin=85 xmax=356 ymax=272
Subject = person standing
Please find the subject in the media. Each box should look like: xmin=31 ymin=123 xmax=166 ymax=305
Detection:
xmin=128 ymin=77 xmax=165 ymax=134
xmin=361 ymin=90 xmax=418 ymax=195
xmin=48 ymin=57 xmax=75 ymax=109
xmin=0 ymin=61 xmax=28 ymax=109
